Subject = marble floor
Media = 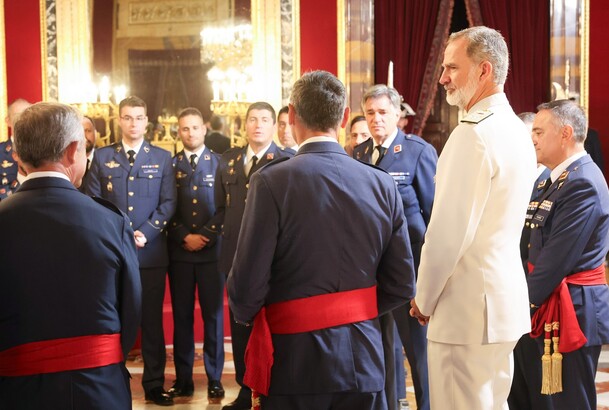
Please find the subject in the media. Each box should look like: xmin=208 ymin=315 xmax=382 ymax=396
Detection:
xmin=128 ymin=341 xmax=609 ymax=409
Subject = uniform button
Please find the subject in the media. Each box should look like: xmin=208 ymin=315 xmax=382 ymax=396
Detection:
xmin=192 ymin=212 xmax=197 ymax=216
xmin=155 ymin=220 xmax=159 ymax=225
xmin=128 ymin=192 xmax=134 ymax=196
xmin=530 ymin=223 xmax=536 ymax=229
xmin=192 ymin=224 xmax=197 ymax=228
xmin=108 ymin=175 xmax=112 ymax=179
xmin=208 ymin=183 xmax=212 ymax=187
xmin=129 ymin=176 xmax=135 ymax=181
xmin=148 ymin=175 xmax=153 ymax=179
xmin=525 ymin=222 xmax=530 ymax=227
xmin=528 ymin=244 xmax=531 ymax=248
xmin=130 ymin=221 xmax=133 ymax=226
xmin=246 ymin=183 xmax=249 ymax=189
xmin=172 ymin=222 xmax=177 ymax=226
xmin=193 ymin=186 xmax=198 ymax=191
xmin=211 ymin=225 xmax=216 ymax=229
xmin=163 ymin=221 xmax=167 ymax=225
xmin=128 ymin=206 xmax=134 ymax=211
xmin=193 ymin=199 xmax=198 ymax=204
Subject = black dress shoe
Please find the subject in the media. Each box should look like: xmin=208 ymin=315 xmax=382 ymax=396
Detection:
xmin=208 ymin=379 xmax=225 ymax=398
xmin=145 ymin=386 xmax=174 ymax=406
xmin=221 ymin=396 xmax=252 ymax=410
xmin=167 ymin=380 xmax=194 ymax=397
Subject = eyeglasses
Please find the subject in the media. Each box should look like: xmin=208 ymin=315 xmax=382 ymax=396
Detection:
xmin=120 ymin=116 xmax=147 ymax=123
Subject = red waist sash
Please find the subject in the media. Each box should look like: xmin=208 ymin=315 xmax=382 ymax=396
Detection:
xmin=0 ymin=333 xmax=123 ymax=377
xmin=529 ymin=264 xmax=606 ymax=352
xmin=243 ymin=285 xmax=378 ymax=397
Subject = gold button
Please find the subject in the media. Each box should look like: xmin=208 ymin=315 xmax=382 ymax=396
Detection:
xmin=193 ymin=199 xmax=198 ymax=204
xmin=129 ymin=176 xmax=134 ymax=181
xmin=192 ymin=224 xmax=197 ymax=228
xmin=525 ymin=222 xmax=530 ymax=227
xmin=130 ymin=221 xmax=133 ymax=226
xmin=172 ymin=222 xmax=177 ymax=226
xmin=246 ymin=183 xmax=249 ymax=189
xmin=108 ymin=175 xmax=112 ymax=179
xmin=149 ymin=175 xmax=153 ymax=179
xmin=128 ymin=206 xmax=134 ymax=211
xmin=155 ymin=220 xmax=159 ymax=225
xmin=193 ymin=186 xmax=198 ymax=191
xmin=530 ymin=223 xmax=536 ymax=229
xmin=211 ymin=225 xmax=216 ymax=229
xmin=528 ymin=244 xmax=531 ymax=248
xmin=208 ymin=183 xmax=212 ymax=187
xmin=192 ymin=212 xmax=197 ymax=216
xmin=128 ymin=192 xmax=134 ymax=196
xmin=163 ymin=221 xmax=167 ymax=225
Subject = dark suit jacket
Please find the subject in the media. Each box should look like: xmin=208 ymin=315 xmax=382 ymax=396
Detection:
xmin=212 ymin=142 xmax=294 ymax=275
xmin=0 ymin=176 xmax=141 ymax=408
xmin=227 ymin=141 xmax=416 ymax=395
xmin=206 ymin=131 xmax=231 ymax=154
xmin=84 ymin=141 xmax=177 ymax=268
xmin=168 ymin=148 xmax=221 ymax=263
xmin=353 ymin=130 xmax=437 ymax=271
xmin=527 ymin=155 xmax=609 ymax=346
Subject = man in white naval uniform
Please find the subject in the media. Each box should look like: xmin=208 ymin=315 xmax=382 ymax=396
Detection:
xmin=410 ymin=26 xmax=537 ymax=409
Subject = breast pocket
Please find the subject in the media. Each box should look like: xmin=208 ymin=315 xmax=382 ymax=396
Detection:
xmin=138 ymin=168 xmax=162 ymax=198
xmin=101 ymin=169 xmax=125 ymax=198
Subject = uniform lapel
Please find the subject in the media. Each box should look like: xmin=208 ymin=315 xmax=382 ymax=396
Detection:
xmin=112 ymin=144 xmax=131 ymax=173
xmin=379 ymin=132 xmax=404 ymax=169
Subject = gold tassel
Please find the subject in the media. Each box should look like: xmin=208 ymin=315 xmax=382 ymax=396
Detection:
xmin=541 ymin=323 xmax=552 ymax=395
xmin=551 ymin=322 xmax=563 ymax=393
xmin=251 ymin=390 xmax=261 ymax=410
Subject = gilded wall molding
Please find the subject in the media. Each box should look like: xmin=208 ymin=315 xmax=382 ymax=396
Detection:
xmin=1 ymin=0 xmax=7 ymax=141
xmin=581 ymin=0 xmax=589 ymax=115
xmin=280 ymin=0 xmax=300 ymax=105
xmin=128 ymin=1 xmax=218 ymax=25
xmin=252 ymin=0 xmax=282 ymax=110
xmin=40 ymin=0 xmax=58 ymax=101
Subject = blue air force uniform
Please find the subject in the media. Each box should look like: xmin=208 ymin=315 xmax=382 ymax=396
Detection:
xmin=0 ymin=139 xmax=19 ymax=200
xmin=211 ymin=142 xmax=294 ymax=403
xmin=84 ymin=141 xmax=177 ymax=394
xmin=168 ymin=147 xmax=224 ymax=385
xmin=354 ymin=129 xmax=437 ymax=410
xmin=509 ymin=154 xmax=609 ymax=410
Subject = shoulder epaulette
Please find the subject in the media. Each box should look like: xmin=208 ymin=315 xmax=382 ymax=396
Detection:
xmin=461 ymin=109 xmax=493 ymax=124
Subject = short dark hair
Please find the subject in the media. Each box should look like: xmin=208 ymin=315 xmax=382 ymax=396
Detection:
xmin=278 ymin=106 xmax=289 ymax=117
xmin=178 ymin=107 xmax=203 ymax=121
xmin=537 ymin=100 xmax=588 ymax=143
xmin=246 ymin=102 xmax=276 ymax=124
xmin=14 ymin=103 xmax=84 ymax=168
xmin=290 ymin=70 xmax=346 ymax=132
xmin=350 ymin=115 xmax=366 ymax=129
xmin=210 ymin=115 xmax=224 ymax=130
xmin=119 ymin=96 xmax=147 ymax=115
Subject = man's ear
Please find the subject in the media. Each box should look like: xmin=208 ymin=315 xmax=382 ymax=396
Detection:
xmin=340 ymin=106 xmax=351 ymax=129
xmin=65 ymin=140 xmax=80 ymax=165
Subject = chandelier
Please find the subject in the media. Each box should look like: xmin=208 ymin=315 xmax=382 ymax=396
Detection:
xmin=200 ymin=21 xmax=253 ymax=72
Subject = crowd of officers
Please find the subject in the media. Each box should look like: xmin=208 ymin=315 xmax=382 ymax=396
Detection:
xmin=1 ymin=25 xmax=609 ymax=410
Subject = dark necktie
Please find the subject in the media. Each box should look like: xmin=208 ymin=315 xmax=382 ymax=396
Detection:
xmin=542 ymin=177 xmax=553 ymax=194
xmin=189 ymin=153 xmax=197 ymax=170
xmin=84 ymin=158 xmax=90 ymax=177
xmin=248 ymin=155 xmax=258 ymax=178
xmin=127 ymin=150 xmax=136 ymax=166
xmin=375 ymin=146 xmax=387 ymax=165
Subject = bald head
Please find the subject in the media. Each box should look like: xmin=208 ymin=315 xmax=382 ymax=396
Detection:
xmin=6 ymin=99 xmax=32 ymax=129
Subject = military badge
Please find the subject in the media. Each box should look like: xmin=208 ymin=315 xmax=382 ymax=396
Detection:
xmin=394 ymin=145 xmax=402 ymax=153
xmin=0 ymin=188 xmax=5 ymax=194
xmin=176 ymin=171 xmax=187 ymax=179
xmin=204 ymin=154 xmax=211 ymax=160
xmin=1 ymin=160 xmax=13 ymax=168
xmin=115 ymin=145 xmax=123 ymax=153
xmin=107 ymin=181 xmax=113 ymax=192
xmin=236 ymin=154 xmax=242 ymax=162
xmin=356 ymin=152 xmax=362 ymax=160
xmin=2 ymin=177 xmax=7 ymax=185
xmin=5 ymin=144 xmax=11 ymax=152
xmin=539 ymin=200 xmax=553 ymax=211
xmin=558 ymin=171 xmax=569 ymax=181
xmin=364 ymin=146 xmax=370 ymax=154
xmin=266 ymin=153 xmax=275 ymax=160
xmin=228 ymin=159 xmax=235 ymax=167
xmin=10 ymin=180 xmax=18 ymax=188
xmin=536 ymin=179 xmax=548 ymax=190
xmin=144 ymin=146 xmax=150 ymax=153
xmin=178 ymin=155 xmax=184 ymax=161
xmin=105 ymin=160 xmax=121 ymax=168
xmin=229 ymin=168 xmax=235 ymax=175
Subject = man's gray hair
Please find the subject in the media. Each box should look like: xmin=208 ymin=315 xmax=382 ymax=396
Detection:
xmin=14 ymin=102 xmax=84 ymax=168
xmin=537 ymin=100 xmax=588 ymax=143
xmin=449 ymin=26 xmax=509 ymax=86
xmin=290 ymin=70 xmax=347 ymax=132
xmin=361 ymin=84 xmax=401 ymax=112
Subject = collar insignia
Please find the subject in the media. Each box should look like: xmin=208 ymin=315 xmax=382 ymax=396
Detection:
xmin=144 ymin=146 xmax=150 ymax=153
xmin=394 ymin=144 xmax=402 ymax=153
xmin=266 ymin=153 xmax=274 ymax=160
xmin=204 ymin=154 xmax=210 ymax=160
